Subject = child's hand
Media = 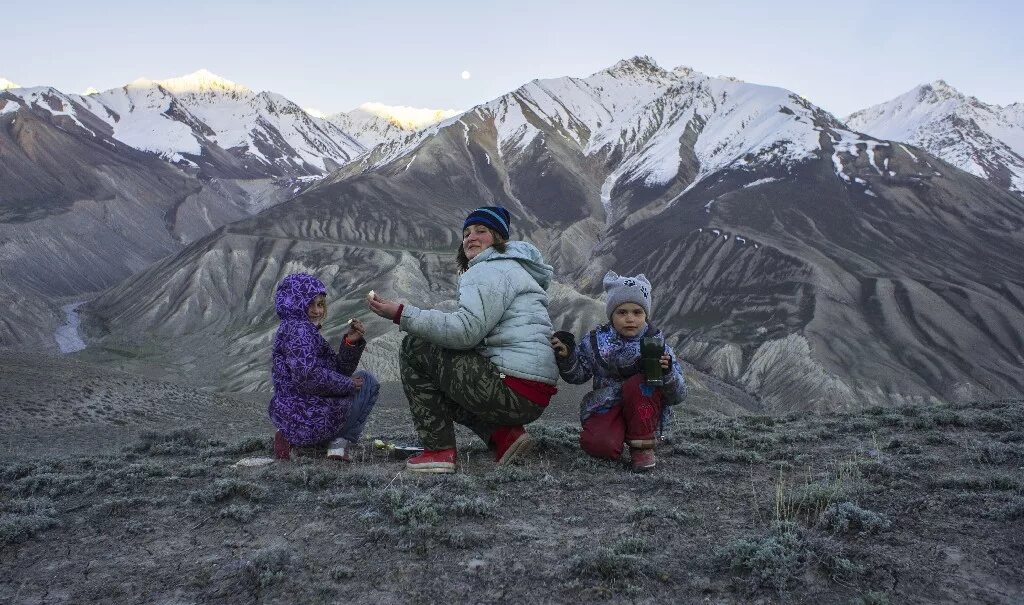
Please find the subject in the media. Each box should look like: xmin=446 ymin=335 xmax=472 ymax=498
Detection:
xmin=345 ymin=319 xmax=366 ymax=344
xmin=367 ymin=292 xmax=402 ymax=321
xmin=660 ymin=353 xmax=672 ymax=370
xmin=550 ymin=335 xmax=570 ymax=358
xmin=351 ymin=375 xmax=365 ymax=390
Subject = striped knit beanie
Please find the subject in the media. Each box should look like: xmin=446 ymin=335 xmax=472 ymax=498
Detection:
xmin=463 ymin=206 xmax=511 ymax=239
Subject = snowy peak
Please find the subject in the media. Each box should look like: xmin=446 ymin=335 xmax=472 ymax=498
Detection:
xmin=2 ymin=71 xmax=366 ymax=176
xmin=477 ymin=57 xmax=846 ymax=186
xmin=146 ymin=69 xmax=250 ymax=95
xmin=918 ymin=79 xmax=961 ymax=102
xmin=352 ymin=102 xmax=461 ymax=130
xmin=327 ymin=102 xmax=460 ymax=149
xmin=0 ymin=78 xmax=20 ymax=90
xmin=600 ymin=55 xmax=667 ymax=78
xmin=847 ymin=82 xmax=1024 ymax=196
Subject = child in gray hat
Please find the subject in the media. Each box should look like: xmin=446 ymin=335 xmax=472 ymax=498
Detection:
xmin=550 ymin=271 xmax=686 ymax=470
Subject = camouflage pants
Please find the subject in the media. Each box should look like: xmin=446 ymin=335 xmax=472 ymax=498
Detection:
xmin=399 ymin=335 xmax=545 ymax=450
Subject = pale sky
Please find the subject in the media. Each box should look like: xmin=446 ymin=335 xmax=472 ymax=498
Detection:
xmin=3 ymin=0 xmax=1022 ymax=117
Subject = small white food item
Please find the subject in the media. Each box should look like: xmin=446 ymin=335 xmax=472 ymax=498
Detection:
xmin=347 ymin=318 xmax=354 ymax=325
xmin=367 ymin=289 xmax=376 ymax=301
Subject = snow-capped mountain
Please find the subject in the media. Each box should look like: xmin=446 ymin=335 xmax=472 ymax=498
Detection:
xmin=847 ymin=81 xmax=1024 ymax=197
xmin=326 ymin=102 xmax=461 ymax=149
xmin=0 ymin=78 xmax=20 ymax=90
xmin=74 ymin=69 xmax=366 ymax=176
xmin=83 ymin=56 xmax=1024 ymax=411
xmin=1 ymin=70 xmax=365 ymax=178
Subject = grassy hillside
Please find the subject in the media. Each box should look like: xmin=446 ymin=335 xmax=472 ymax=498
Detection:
xmin=2 ymin=395 xmax=1021 ymax=604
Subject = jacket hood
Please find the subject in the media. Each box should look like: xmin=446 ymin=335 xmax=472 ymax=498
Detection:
xmin=275 ymin=273 xmax=327 ymax=321
xmin=471 ymin=241 xmax=553 ymax=289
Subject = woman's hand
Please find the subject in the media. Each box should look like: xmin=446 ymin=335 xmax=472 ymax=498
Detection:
xmin=351 ymin=375 xmax=364 ymax=390
xmin=344 ymin=319 xmax=366 ymax=344
xmin=367 ymin=293 xmax=402 ymax=321
xmin=550 ymin=335 xmax=570 ymax=359
xmin=660 ymin=353 xmax=672 ymax=370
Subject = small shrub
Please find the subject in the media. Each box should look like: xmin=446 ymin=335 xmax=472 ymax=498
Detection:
xmin=485 ymin=465 xmax=533 ymax=484
xmin=743 ymin=415 xmax=776 ymax=429
xmin=878 ymin=415 xmax=903 ymax=428
xmin=819 ymin=502 xmax=890 ymax=535
xmin=383 ymin=490 xmax=441 ymax=526
xmin=329 ymin=564 xmax=355 ymax=581
xmin=969 ymin=441 xmax=1019 ymax=465
xmin=986 ymin=497 xmax=1024 ymax=521
xmin=717 ymin=522 xmax=862 ymax=592
xmin=931 ymin=409 xmax=965 ymax=427
xmin=969 ymin=412 xmax=1012 ymax=432
xmin=442 ymin=528 xmax=487 ymax=548
xmin=178 ymin=464 xmax=210 ymax=478
xmin=227 ymin=437 xmax=269 ymax=455
xmin=715 ymin=522 xmax=805 ymax=592
xmin=613 ymin=536 xmax=653 ymax=554
xmin=530 ymin=424 xmax=580 ymax=449
xmin=219 ymin=504 xmax=260 ymax=523
xmin=130 ymin=429 xmax=204 ymax=456
xmin=573 ymin=546 xmax=653 ymax=582
xmin=0 ymin=462 xmax=39 ymax=482
xmin=448 ymin=495 xmax=493 ymax=517
xmin=0 ymin=512 xmax=60 ymax=545
xmin=13 ymin=472 xmax=87 ymax=498
xmin=1001 ymin=432 xmax=1024 ymax=443
xmin=188 ymin=479 xmax=268 ymax=505
xmin=628 ymin=504 xmax=658 ymax=522
xmin=1 ymin=497 xmax=54 ymax=515
xmin=787 ymin=480 xmax=849 ymax=520
xmin=320 ymin=492 xmax=359 ymax=508
xmin=932 ymin=474 xmax=1018 ymax=491
xmin=846 ymin=418 xmax=877 ymax=433
xmin=249 ymin=545 xmax=292 ymax=588
xmin=281 ymin=467 xmax=339 ymax=489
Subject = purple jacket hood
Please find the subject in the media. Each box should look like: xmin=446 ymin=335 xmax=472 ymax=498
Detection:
xmin=275 ymin=273 xmax=326 ymax=321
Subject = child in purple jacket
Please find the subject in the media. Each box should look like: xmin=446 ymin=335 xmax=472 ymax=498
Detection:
xmin=268 ymin=273 xmax=380 ymax=462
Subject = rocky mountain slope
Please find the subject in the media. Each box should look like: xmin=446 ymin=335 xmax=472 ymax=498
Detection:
xmin=847 ymin=80 xmax=1024 ymax=199
xmin=80 ymin=57 xmax=1024 ymax=411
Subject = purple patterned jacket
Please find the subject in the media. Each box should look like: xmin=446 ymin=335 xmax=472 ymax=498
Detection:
xmin=267 ymin=273 xmax=365 ymax=446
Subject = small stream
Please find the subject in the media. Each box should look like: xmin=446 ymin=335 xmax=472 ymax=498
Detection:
xmin=55 ymin=301 xmax=87 ymax=353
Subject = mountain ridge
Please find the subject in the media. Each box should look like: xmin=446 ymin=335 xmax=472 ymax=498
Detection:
xmin=79 ymin=56 xmax=1024 ymax=412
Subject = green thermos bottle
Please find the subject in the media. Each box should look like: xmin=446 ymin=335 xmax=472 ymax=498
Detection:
xmin=641 ymin=335 xmax=665 ymax=387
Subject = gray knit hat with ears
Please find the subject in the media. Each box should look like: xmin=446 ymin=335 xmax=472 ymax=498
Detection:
xmin=604 ymin=271 xmax=652 ymax=319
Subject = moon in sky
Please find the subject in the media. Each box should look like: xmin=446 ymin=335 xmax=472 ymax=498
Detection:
xmin=461 ymin=71 xmax=471 ymax=80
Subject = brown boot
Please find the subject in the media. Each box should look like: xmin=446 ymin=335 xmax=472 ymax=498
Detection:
xmin=630 ymin=447 xmax=656 ymax=471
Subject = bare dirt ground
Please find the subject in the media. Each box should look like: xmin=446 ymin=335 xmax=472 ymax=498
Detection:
xmin=1 ymin=354 xmax=1023 ymax=604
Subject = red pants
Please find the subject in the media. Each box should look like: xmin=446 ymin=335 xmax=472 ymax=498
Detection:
xmin=580 ymin=374 xmax=664 ymax=460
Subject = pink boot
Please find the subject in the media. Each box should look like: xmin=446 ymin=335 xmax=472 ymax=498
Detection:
xmin=273 ymin=431 xmax=292 ymax=461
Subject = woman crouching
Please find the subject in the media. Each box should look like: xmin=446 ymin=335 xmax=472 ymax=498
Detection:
xmin=368 ymin=206 xmax=558 ymax=473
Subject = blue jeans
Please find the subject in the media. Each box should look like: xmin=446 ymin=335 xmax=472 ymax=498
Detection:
xmin=338 ymin=370 xmax=380 ymax=442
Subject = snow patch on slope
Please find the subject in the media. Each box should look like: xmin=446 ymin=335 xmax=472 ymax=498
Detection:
xmin=847 ymin=81 xmax=1024 ymax=194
